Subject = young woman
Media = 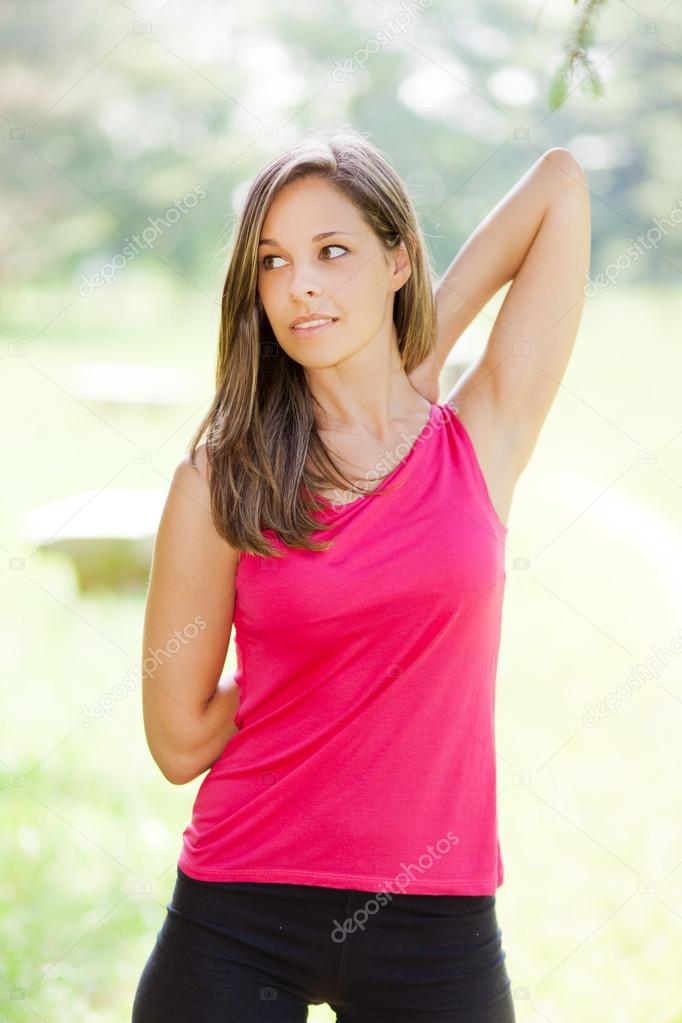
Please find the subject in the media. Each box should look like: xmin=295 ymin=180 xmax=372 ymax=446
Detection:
xmin=132 ymin=127 xmax=590 ymax=1022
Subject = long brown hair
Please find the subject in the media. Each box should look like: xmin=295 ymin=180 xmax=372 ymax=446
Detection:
xmin=187 ymin=125 xmax=437 ymax=558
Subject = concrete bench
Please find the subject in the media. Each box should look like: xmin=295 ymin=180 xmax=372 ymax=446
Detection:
xmin=68 ymin=362 xmax=205 ymax=418
xmin=23 ymin=488 xmax=167 ymax=592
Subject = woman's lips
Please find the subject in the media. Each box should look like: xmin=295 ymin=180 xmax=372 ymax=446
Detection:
xmin=291 ymin=318 xmax=338 ymax=336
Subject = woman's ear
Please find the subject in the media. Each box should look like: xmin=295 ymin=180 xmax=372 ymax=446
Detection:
xmin=390 ymin=238 xmax=412 ymax=292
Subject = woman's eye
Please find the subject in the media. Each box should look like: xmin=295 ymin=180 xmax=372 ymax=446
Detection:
xmin=261 ymin=245 xmax=348 ymax=271
xmin=321 ymin=244 xmax=348 ymax=259
xmin=261 ymin=254 xmax=286 ymax=270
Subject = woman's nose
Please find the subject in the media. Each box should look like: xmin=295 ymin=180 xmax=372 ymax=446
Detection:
xmin=289 ymin=271 xmax=322 ymax=301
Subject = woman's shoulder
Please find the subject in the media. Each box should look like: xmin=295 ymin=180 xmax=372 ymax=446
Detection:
xmin=174 ymin=443 xmax=211 ymax=504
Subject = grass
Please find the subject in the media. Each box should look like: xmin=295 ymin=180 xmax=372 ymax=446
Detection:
xmin=2 ymin=273 xmax=682 ymax=1021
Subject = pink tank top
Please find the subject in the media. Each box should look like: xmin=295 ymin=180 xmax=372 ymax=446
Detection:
xmin=178 ymin=400 xmax=509 ymax=895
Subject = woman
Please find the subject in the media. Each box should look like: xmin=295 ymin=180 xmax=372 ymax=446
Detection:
xmin=132 ymin=127 xmax=590 ymax=1022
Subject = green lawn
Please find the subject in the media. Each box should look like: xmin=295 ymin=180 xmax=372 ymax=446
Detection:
xmin=2 ymin=274 xmax=682 ymax=1021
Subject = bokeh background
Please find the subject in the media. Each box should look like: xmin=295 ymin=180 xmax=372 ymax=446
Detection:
xmin=2 ymin=0 xmax=682 ymax=1020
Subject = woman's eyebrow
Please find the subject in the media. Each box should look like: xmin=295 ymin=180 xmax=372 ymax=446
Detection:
xmin=258 ymin=230 xmax=358 ymax=247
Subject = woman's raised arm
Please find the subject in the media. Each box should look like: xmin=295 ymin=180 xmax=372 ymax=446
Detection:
xmin=442 ymin=148 xmax=590 ymax=480
xmin=430 ymin=148 xmax=587 ymax=368
xmin=410 ymin=148 xmax=590 ymax=486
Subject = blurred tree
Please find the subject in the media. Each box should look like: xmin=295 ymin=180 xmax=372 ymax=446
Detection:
xmin=550 ymin=0 xmax=609 ymax=110
xmin=0 ymin=0 xmax=680 ymax=293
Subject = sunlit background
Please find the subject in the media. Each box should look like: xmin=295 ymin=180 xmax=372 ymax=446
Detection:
xmin=2 ymin=0 xmax=682 ymax=1020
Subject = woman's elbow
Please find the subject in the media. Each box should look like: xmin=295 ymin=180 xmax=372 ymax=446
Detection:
xmin=155 ymin=749 xmax=203 ymax=786
xmin=542 ymin=147 xmax=587 ymax=189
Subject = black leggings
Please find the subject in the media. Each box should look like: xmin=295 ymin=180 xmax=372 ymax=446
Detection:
xmin=132 ymin=866 xmax=516 ymax=1022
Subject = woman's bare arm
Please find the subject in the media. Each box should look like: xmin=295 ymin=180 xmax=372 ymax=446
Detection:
xmin=141 ymin=446 xmax=241 ymax=785
xmin=409 ymin=148 xmax=589 ymax=496
xmin=436 ymin=147 xmax=586 ymax=365
xmin=445 ymin=148 xmax=591 ymax=480
xmin=409 ymin=148 xmax=588 ymax=405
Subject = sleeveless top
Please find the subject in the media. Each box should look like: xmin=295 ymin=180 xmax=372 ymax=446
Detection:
xmin=177 ymin=400 xmax=509 ymax=895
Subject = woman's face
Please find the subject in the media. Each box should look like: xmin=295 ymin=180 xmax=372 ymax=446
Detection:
xmin=256 ymin=175 xmax=410 ymax=370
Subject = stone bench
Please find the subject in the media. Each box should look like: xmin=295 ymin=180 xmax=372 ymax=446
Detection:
xmin=24 ymin=488 xmax=167 ymax=592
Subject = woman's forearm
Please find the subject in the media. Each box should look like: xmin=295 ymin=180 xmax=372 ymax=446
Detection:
xmin=432 ymin=148 xmax=587 ymax=374
xmin=168 ymin=671 xmax=242 ymax=784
